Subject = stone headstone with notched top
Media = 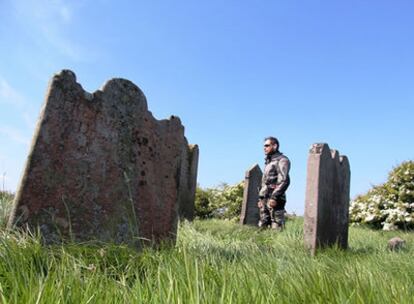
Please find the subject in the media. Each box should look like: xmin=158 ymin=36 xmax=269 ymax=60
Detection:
xmin=304 ymin=143 xmax=350 ymax=255
xmin=8 ymin=70 xmax=198 ymax=247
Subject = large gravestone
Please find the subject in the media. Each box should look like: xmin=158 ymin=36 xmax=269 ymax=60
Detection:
xmin=8 ymin=70 xmax=198 ymax=247
xmin=240 ymin=164 xmax=262 ymax=225
xmin=304 ymin=143 xmax=350 ymax=255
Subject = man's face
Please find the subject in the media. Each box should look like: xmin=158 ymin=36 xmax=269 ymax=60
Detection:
xmin=263 ymin=139 xmax=276 ymax=155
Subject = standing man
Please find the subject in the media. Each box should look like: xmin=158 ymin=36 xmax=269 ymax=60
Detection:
xmin=258 ymin=136 xmax=291 ymax=230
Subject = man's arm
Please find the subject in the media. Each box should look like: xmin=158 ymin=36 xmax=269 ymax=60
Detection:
xmin=271 ymin=158 xmax=291 ymax=200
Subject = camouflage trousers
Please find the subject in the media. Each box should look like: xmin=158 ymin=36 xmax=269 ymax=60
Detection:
xmin=258 ymin=199 xmax=285 ymax=230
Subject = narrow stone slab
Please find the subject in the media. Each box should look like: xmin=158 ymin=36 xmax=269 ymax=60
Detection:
xmin=8 ymin=70 xmax=198 ymax=247
xmin=177 ymin=144 xmax=199 ymax=221
xmin=240 ymin=164 xmax=262 ymax=225
xmin=304 ymin=143 xmax=350 ymax=255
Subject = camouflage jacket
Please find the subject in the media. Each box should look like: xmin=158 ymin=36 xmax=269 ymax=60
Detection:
xmin=259 ymin=152 xmax=291 ymax=201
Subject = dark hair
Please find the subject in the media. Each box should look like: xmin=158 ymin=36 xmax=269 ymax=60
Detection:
xmin=264 ymin=136 xmax=279 ymax=150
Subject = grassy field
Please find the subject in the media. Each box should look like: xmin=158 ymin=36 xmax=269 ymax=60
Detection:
xmin=0 ymin=212 xmax=413 ymax=303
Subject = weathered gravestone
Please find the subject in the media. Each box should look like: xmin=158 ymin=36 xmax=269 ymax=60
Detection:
xmin=240 ymin=164 xmax=262 ymax=225
xmin=8 ymin=70 xmax=198 ymax=247
xmin=177 ymin=144 xmax=199 ymax=221
xmin=304 ymin=143 xmax=350 ymax=255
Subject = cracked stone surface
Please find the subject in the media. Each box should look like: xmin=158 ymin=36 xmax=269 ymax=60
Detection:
xmin=8 ymin=70 xmax=198 ymax=247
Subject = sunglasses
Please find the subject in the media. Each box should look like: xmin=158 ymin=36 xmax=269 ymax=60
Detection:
xmin=264 ymin=144 xmax=271 ymax=147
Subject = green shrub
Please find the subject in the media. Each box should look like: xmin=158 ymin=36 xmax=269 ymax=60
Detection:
xmin=349 ymin=161 xmax=414 ymax=230
xmin=194 ymin=187 xmax=216 ymax=219
xmin=194 ymin=182 xmax=244 ymax=222
xmin=0 ymin=191 xmax=14 ymax=227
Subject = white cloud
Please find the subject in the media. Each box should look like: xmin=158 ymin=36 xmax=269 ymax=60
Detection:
xmin=0 ymin=126 xmax=30 ymax=146
xmin=0 ymin=173 xmax=9 ymax=183
xmin=0 ymin=174 xmax=8 ymax=192
xmin=0 ymin=78 xmax=25 ymax=107
xmin=0 ymin=171 xmax=17 ymax=193
xmin=22 ymin=111 xmax=37 ymax=131
xmin=0 ymin=77 xmax=34 ymax=141
xmin=11 ymin=0 xmax=86 ymax=62
xmin=0 ymin=77 xmax=37 ymax=130
xmin=59 ymin=5 xmax=72 ymax=23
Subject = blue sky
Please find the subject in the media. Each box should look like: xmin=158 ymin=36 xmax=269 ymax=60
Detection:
xmin=0 ymin=0 xmax=413 ymax=214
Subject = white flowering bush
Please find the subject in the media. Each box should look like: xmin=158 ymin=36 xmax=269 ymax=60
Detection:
xmin=349 ymin=161 xmax=414 ymax=230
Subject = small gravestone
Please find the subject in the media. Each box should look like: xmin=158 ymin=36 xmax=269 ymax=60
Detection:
xmin=388 ymin=237 xmax=405 ymax=251
xmin=8 ymin=70 xmax=198 ymax=247
xmin=304 ymin=143 xmax=350 ymax=255
xmin=240 ymin=164 xmax=262 ymax=225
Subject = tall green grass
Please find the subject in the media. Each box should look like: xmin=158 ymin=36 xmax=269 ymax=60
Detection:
xmin=0 ymin=216 xmax=413 ymax=303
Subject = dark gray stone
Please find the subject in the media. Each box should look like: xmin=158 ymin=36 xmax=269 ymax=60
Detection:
xmin=240 ymin=164 xmax=262 ymax=225
xmin=177 ymin=144 xmax=199 ymax=221
xmin=304 ymin=143 xmax=350 ymax=255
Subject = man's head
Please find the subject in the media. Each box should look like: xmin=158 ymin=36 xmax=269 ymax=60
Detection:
xmin=263 ymin=136 xmax=279 ymax=155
